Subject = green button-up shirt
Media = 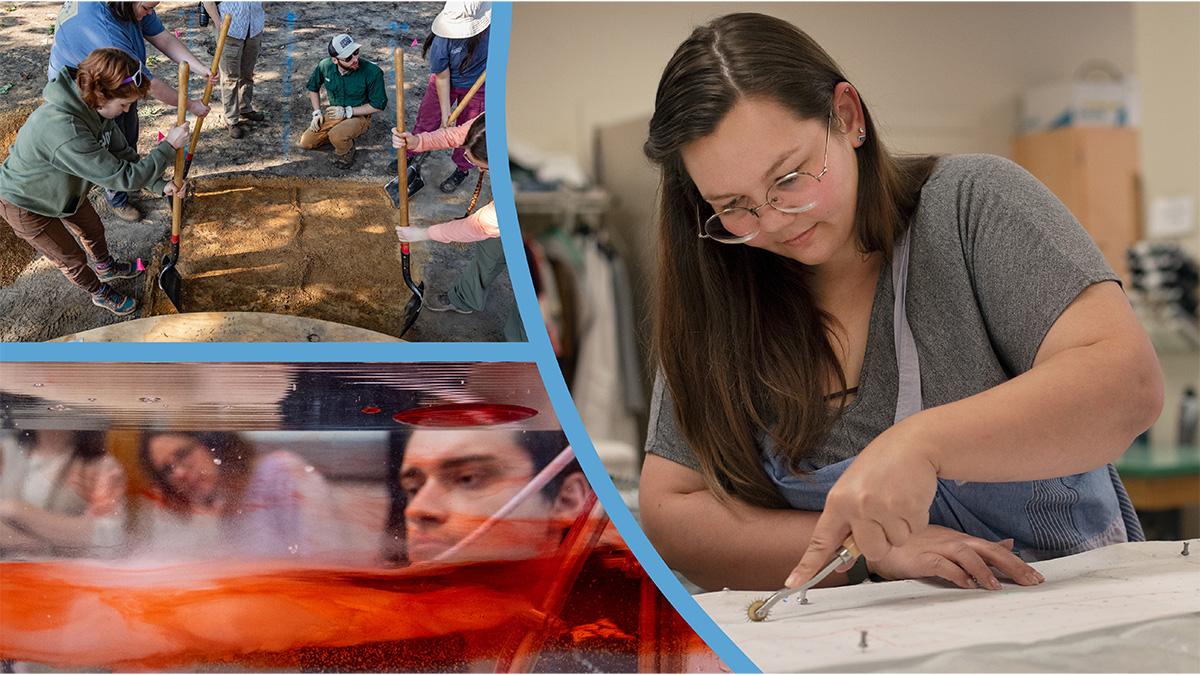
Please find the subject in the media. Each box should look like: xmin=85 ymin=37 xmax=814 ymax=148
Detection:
xmin=306 ymin=57 xmax=388 ymax=110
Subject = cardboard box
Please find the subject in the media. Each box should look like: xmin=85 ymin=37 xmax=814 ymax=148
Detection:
xmin=1020 ymin=79 xmax=1140 ymax=134
xmin=1013 ymin=128 xmax=1141 ymax=281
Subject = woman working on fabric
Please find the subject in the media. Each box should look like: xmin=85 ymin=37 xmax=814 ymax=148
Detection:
xmin=0 ymin=48 xmax=189 ymax=316
xmin=638 ymin=13 xmax=1163 ymax=593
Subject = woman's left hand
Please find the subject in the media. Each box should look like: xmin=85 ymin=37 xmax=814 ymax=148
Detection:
xmin=785 ymin=423 xmax=940 ymax=587
xmin=396 ymin=226 xmax=431 ymax=242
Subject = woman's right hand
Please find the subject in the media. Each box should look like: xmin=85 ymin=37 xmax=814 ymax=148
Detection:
xmin=867 ymin=525 xmax=1045 ymax=589
xmin=164 ymin=123 xmax=191 ymax=149
xmin=163 ymin=180 xmax=190 ymax=198
xmin=391 ymin=127 xmax=417 ymax=151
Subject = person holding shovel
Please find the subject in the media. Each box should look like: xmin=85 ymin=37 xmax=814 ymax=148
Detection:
xmin=392 ymin=113 xmax=525 ymax=342
xmin=48 ymin=0 xmax=214 ymax=222
xmin=407 ymin=0 xmax=490 ymax=195
xmin=0 ymin=48 xmax=190 ymax=316
xmin=299 ymin=33 xmax=388 ymax=170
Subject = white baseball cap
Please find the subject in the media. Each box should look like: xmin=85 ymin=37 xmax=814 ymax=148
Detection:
xmin=329 ymin=33 xmax=362 ymax=60
xmin=431 ymin=1 xmax=491 ymax=40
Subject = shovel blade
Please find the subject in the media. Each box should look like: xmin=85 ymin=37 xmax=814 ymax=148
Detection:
xmin=384 ymin=169 xmax=427 ymax=208
xmin=399 ymin=281 xmax=424 ymax=337
xmin=384 ymin=177 xmax=401 ymax=209
xmin=158 ymin=254 xmax=183 ymax=312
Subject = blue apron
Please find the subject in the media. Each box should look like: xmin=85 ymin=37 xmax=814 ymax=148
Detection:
xmin=763 ymin=229 xmax=1143 ymax=561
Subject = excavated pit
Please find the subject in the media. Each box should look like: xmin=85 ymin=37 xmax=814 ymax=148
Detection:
xmin=141 ymin=175 xmax=420 ymax=338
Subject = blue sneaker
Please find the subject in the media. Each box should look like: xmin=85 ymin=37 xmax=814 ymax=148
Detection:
xmin=91 ymin=285 xmax=137 ymax=316
xmin=95 ymin=258 xmax=142 ymax=282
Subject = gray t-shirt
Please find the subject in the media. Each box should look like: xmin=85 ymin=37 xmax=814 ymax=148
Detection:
xmin=647 ymin=154 xmax=1119 ymax=472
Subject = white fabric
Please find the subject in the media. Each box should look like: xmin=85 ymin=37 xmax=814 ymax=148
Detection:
xmin=570 ymin=239 xmax=638 ymax=449
xmin=695 ymin=540 xmax=1200 ymax=673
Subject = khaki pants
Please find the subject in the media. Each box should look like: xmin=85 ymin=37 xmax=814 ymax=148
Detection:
xmin=0 ymin=197 xmax=108 ymax=294
xmin=298 ymin=115 xmax=370 ymax=156
xmin=447 ymin=238 xmax=527 ymax=342
xmin=216 ymin=30 xmax=261 ymax=123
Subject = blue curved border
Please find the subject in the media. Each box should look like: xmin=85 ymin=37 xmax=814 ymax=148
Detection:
xmin=486 ymin=4 xmax=758 ymax=673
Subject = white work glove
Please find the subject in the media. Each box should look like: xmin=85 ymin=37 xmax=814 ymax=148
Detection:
xmin=325 ymin=105 xmax=353 ymax=121
xmin=308 ymin=109 xmax=323 ymax=132
xmin=395 ymin=226 xmax=431 ymax=242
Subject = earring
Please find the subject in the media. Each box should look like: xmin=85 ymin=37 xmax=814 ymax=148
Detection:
xmin=857 ymin=128 xmax=867 ymax=143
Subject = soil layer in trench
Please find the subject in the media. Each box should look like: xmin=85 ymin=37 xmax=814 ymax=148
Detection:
xmin=142 ymin=175 xmax=415 ymax=338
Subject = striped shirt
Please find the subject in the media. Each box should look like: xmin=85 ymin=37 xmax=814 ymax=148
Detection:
xmin=217 ymin=1 xmax=264 ymax=40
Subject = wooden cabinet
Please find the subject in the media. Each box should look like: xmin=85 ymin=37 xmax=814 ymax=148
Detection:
xmin=1013 ymin=128 xmax=1141 ymax=281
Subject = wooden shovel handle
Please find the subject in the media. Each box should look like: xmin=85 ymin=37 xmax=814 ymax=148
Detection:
xmin=447 ymin=71 xmax=485 ymax=126
xmin=173 ymin=61 xmax=188 ymax=240
xmin=187 ymin=13 xmax=232 ymax=155
xmin=395 ymin=48 xmax=408 ymax=229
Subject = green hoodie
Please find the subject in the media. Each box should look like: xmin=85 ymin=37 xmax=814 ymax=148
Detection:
xmin=0 ymin=68 xmax=174 ymax=218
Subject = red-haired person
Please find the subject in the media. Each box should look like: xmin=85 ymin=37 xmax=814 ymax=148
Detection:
xmin=0 ymin=48 xmax=189 ymax=316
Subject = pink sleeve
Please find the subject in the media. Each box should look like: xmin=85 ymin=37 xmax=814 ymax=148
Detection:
xmin=426 ymin=201 xmax=499 ymax=243
xmin=409 ymin=116 xmax=476 ymax=153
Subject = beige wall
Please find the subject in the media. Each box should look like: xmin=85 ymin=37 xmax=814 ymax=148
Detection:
xmin=1133 ymin=3 xmax=1200 ymax=450
xmin=509 ymin=3 xmax=1136 ymax=170
xmin=509 ymin=3 xmax=1199 ymax=460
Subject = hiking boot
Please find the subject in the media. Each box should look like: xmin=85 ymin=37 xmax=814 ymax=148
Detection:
xmin=333 ymin=147 xmax=357 ymax=169
xmin=439 ymin=168 xmax=470 ymax=193
xmin=239 ymin=110 xmax=266 ymax=122
xmin=110 ymin=203 xmax=142 ymax=222
xmin=91 ymin=284 xmax=137 ymax=316
xmin=229 ymin=123 xmax=245 ymax=139
xmin=95 ymin=258 xmax=142 ymax=282
xmin=424 ymin=292 xmax=472 ymax=314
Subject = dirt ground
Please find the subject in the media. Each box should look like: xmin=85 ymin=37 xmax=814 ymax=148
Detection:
xmin=141 ymin=176 xmax=429 ymax=337
xmin=0 ymin=2 xmax=509 ymax=342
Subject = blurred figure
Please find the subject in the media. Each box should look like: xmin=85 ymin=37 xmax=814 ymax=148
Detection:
xmin=138 ymin=431 xmax=344 ymax=559
xmin=0 ymin=430 xmax=128 ymax=558
xmin=385 ymin=428 xmax=588 ymax=565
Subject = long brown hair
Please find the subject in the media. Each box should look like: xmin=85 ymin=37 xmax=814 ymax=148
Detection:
xmin=138 ymin=431 xmax=256 ymax=518
xmin=76 ymin=48 xmax=151 ymax=108
xmin=643 ymin=13 xmax=936 ymax=507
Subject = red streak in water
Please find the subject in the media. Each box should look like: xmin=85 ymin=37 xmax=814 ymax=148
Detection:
xmin=392 ymin=404 xmax=538 ymax=427
xmin=360 ymin=406 xmax=382 ymax=415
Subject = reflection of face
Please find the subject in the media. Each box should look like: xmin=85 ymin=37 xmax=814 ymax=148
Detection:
xmin=147 ymin=434 xmax=219 ymax=507
xmin=96 ymin=95 xmax=138 ymax=120
xmin=681 ymin=96 xmax=860 ymax=269
xmin=401 ymin=429 xmax=562 ymax=564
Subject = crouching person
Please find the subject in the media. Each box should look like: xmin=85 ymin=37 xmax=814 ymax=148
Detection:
xmin=299 ymin=33 xmax=387 ymax=169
